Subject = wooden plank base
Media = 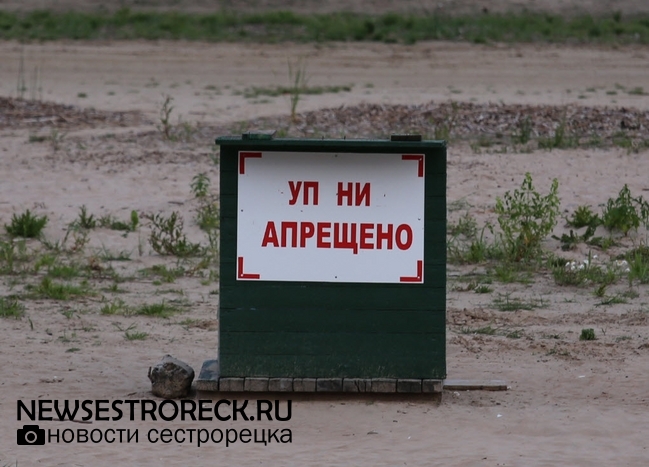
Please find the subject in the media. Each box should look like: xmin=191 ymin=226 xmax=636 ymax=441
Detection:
xmin=443 ymin=379 xmax=508 ymax=391
xmin=196 ymin=360 xmax=444 ymax=394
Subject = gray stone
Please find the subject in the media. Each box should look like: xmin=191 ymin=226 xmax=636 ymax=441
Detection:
xmin=293 ymin=378 xmax=316 ymax=392
xmin=397 ymin=379 xmax=422 ymax=393
xmin=148 ymin=355 xmax=194 ymax=399
xmin=370 ymin=378 xmax=396 ymax=393
xmin=317 ymin=378 xmax=343 ymax=392
xmin=342 ymin=379 xmax=370 ymax=392
xmin=268 ymin=378 xmax=293 ymax=392
xmin=244 ymin=377 xmax=269 ymax=392
xmin=422 ymin=379 xmax=443 ymax=393
xmin=219 ymin=377 xmax=244 ymax=392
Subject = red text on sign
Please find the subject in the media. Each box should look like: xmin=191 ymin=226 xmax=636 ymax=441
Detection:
xmin=336 ymin=182 xmax=371 ymax=207
xmin=260 ymin=221 xmax=413 ymax=254
xmin=288 ymin=181 xmax=319 ymax=205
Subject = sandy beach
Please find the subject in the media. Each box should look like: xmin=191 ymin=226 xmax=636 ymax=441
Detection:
xmin=1 ymin=3 xmax=649 ymax=465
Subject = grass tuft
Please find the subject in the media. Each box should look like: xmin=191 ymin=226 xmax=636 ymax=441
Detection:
xmin=146 ymin=212 xmax=201 ymax=257
xmin=492 ymin=293 xmax=547 ymax=311
xmin=33 ymin=277 xmax=91 ymax=300
xmin=135 ymin=302 xmax=179 ymax=318
xmin=0 ymin=297 xmax=25 ymax=319
xmin=579 ymin=328 xmax=596 ymax=341
xmin=125 ymin=330 xmax=148 ymax=340
xmin=460 ymin=325 xmax=497 ymax=335
xmin=5 ymin=209 xmax=48 ymax=238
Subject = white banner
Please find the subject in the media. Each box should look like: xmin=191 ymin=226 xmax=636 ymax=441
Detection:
xmin=237 ymin=151 xmax=425 ymax=283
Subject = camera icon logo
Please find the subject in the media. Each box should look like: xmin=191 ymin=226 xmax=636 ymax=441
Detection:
xmin=17 ymin=425 xmax=46 ymax=445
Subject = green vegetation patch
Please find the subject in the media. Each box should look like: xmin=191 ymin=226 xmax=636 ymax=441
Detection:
xmin=242 ymin=84 xmax=352 ymax=98
xmin=0 ymin=297 xmax=25 ymax=319
xmin=30 ymin=277 xmax=92 ymax=300
xmin=5 ymin=210 xmax=47 ymax=238
xmin=135 ymin=302 xmax=180 ymax=318
xmin=580 ymin=328 xmax=596 ymax=341
xmin=1 ymin=10 xmax=649 ymax=44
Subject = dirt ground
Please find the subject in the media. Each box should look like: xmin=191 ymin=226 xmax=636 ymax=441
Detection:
xmin=1 ymin=16 xmax=649 ymax=467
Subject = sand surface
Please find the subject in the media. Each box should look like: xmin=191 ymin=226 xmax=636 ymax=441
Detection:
xmin=0 ymin=36 xmax=649 ymax=467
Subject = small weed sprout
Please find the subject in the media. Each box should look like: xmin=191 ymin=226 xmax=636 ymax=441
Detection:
xmin=447 ymin=222 xmax=504 ymax=264
xmin=17 ymin=47 xmax=27 ymax=98
xmin=601 ymin=184 xmax=649 ymax=235
xmin=135 ymin=301 xmax=179 ymax=318
xmin=474 ymin=284 xmax=493 ymax=294
xmin=209 ymin=146 xmax=220 ymax=166
xmin=596 ymin=294 xmax=628 ymax=306
xmin=288 ymin=57 xmax=308 ymax=122
xmin=492 ymin=293 xmax=547 ymax=311
xmin=72 ymin=205 xmax=96 ymax=230
xmin=49 ymin=129 xmax=66 ymax=152
xmin=158 ymin=95 xmax=174 ymax=140
xmin=553 ymin=253 xmax=622 ymax=287
xmin=433 ymin=101 xmax=459 ymax=141
xmin=100 ymin=299 xmax=128 ymax=315
xmin=191 ymin=173 xmax=220 ymax=239
xmin=460 ymin=325 xmax=496 ymax=335
xmin=67 ymin=229 xmax=90 ymax=253
xmin=495 ymin=173 xmax=560 ymax=261
xmin=506 ymin=330 xmax=523 ymax=339
xmin=5 ymin=209 xmax=48 ymax=238
xmin=579 ymin=328 xmax=596 ymax=341
xmin=30 ymin=64 xmax=42 ymax=101
xmin=130 ymin=210 xmax=140 ymax=231
xmin=0 ymin=297 xmax=25 ymax=319
xmin=0 ymin=239 xmax=17 ymax=273
xmin=491 ymin=262 xmax=532 ymax=284
xmin=538 ymin=109 xmax=577 ymax=149
xmin=178 ymin=121 xmax=197 ymax=142
xmin=566 ymin=205 xmax=600 ymax=229
xmin=513 ymin=115 xmax=533 ymax=144
xmin=191 ymin=173 xmax=210 ymax=199
xmin=98 ymin=211 xmax=139 ymax=233
xmin=155 ymin=95 xmax=196 ymax=142
xmin=147 ymin=264 xmax=185 ymax=283
xmin=33 ymin=277 xmax=91 ymax=300
xmin=61 ymin=309 xmax=75 ymax=319
xmin=626 ymin=247 xmax=649 ymax=285
xmin=146 ymin=212 xmax=201 ymax=257
xmin=447 ymin=212 xmax=478 ymax=238
xmin=125 ymin=330 xmax=148 ymax=340
xmin=627 ymin=86 xmax=647 ymax=96
xmin=196 ymin=201 xmax=219 ymax=232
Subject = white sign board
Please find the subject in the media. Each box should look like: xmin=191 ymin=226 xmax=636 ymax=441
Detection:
xmin=237 ymin=151 xmax=425 ymax=283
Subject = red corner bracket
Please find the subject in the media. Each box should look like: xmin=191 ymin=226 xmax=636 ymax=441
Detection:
xmin=237 ymin=256 xmax=260 ymax=280
xmin=239 ymin=152 xmax=262 ymax=175
xmin=400 ymin=260 xmax=423 ymax=283
xmin=402 ymin=154 xmax=424 ymax=177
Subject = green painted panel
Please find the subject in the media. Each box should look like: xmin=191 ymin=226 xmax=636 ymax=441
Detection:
xmin=221 ymin=331 xmax=444 ymax=356
xmin=217 ymin=137 xmax=447 ymax=379
xmin=220 ymin=281 xmax=445 ymax=311
xmin=425 ymin=221 xmax=446 ymax=244
xmin=219 ymin=308 xmax=445 ymax=333
xmin=219 ymin=353 xmax=446 ymax=379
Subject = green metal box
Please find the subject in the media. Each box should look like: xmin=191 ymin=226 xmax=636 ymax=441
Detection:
xmin=216 ymin=135 xmax=446 ymax=380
